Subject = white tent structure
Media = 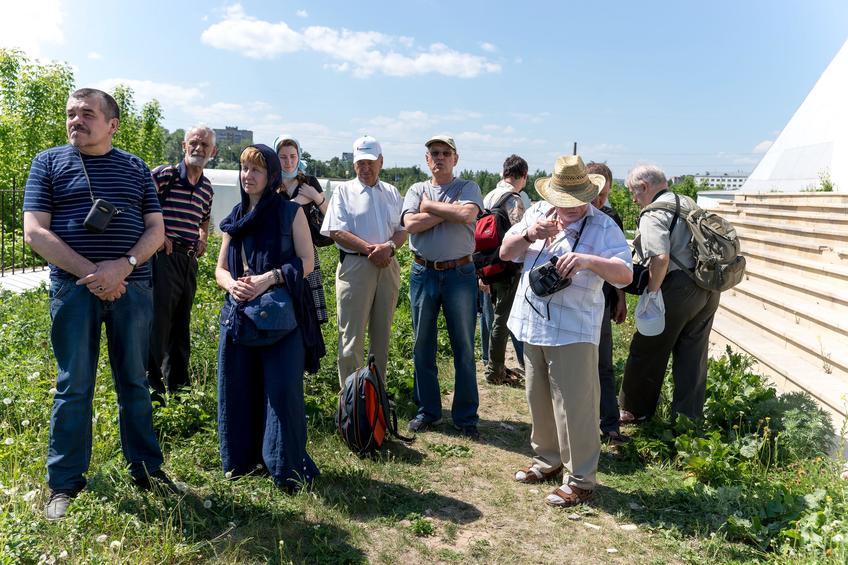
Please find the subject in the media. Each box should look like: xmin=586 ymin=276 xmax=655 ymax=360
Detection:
xmin=742 ymin=40 xmax=848 ymax=192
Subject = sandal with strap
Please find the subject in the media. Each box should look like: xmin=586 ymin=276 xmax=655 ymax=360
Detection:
xmin=544 ymin=485 xmax=594 ymax=507
xmin=514 ymin=464 xmax=562 ymax=484
xmin=502 ymin=368 xmax=525 ymax=388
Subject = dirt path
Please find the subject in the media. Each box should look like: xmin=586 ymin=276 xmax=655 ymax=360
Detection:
xmin=349 ymin=351 xmax=695 ymax=564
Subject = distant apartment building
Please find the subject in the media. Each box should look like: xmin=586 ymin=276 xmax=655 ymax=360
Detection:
xmin=693 ymin=172 xmax=749 ymax=190
xmin=214 ymin=126 xmax=254 ymax=146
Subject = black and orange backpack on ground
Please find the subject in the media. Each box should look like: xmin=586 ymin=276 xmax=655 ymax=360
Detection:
xmin=336 ymin=355 xmax=413 ymax=455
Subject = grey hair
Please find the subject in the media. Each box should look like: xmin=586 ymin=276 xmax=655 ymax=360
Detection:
xmin=626 ymin=164 xmax=667 ymax=190
xmin=184 ymin=124 xmax=216 ymax=146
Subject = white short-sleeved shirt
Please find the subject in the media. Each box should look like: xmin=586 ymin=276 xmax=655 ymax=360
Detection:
xmin=320 ymin=178 xmax=403 ymax=253
xmin=506 ymin=202 xmax=632 ymax=347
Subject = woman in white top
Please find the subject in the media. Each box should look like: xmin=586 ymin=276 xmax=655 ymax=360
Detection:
xmin=500 ymin=155 xmax=632 ymax=508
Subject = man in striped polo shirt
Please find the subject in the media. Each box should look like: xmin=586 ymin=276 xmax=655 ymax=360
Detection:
xmin=23 ymin=88 xmax=172 ymax=521
xmin=148 ymin=126 xmax=216 ymax=401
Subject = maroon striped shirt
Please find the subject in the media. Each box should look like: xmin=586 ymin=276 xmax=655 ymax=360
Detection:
xmin=151 ymin=161 xmax=214 ymax=248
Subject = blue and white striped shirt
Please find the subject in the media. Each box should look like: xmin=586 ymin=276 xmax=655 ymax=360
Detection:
xmin=23 ymin=145 xmax=161 ymax=281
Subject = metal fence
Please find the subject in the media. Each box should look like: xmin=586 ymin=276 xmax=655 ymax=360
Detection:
xmin=1 ymin=180 xmax=47 ymax=276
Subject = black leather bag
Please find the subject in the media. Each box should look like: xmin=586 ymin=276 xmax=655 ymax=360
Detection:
xmin=622 ymin=262 xmax=650 ymax=295
xmin=304 ymin=202 xmax=334 ymax=247
xmin=220 ymin=287 xmax=297 ymax=347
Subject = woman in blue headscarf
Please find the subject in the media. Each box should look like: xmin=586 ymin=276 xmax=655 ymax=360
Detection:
xmin=215 ymin=144 xmax=321 ymax=491
xmin=273 ymin=135 xmax=330 ymax=326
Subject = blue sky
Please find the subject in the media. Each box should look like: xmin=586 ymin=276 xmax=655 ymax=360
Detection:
xmin=3 ymin=0 xmax=847 ymax=177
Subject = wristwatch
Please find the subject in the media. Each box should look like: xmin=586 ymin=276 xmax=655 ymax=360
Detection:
xmin=388 ymin=241 xmax=397 ymax=256
xmin=125 ymin=255 xmax=138 ymax=270
xmin=521 ymin=228 xmax=533 ymax=243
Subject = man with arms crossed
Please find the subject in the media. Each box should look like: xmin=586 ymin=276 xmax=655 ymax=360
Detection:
xmin=402 ymin=135 xmax=484 ymax=439
xmin=24 ymin=88 xmax=172 ymax=521
xmin=321 ymin=136 xmax=406 ymax=386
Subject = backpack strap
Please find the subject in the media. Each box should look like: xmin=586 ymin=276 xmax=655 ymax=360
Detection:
xmin=637 ymin=193 xmax=697 ymax=280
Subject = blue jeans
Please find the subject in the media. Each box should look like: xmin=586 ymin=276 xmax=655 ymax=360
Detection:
xmin=47 ymin=276 xmax=163 ymax=492
xmin=480 ymin=288 xmax=524 ymax=365
xmin=409 ymin=261 xmax=479 ymax=427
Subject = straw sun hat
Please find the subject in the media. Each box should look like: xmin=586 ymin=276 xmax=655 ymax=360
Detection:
xmin=535 ymin=155 xmax=605 ymax=208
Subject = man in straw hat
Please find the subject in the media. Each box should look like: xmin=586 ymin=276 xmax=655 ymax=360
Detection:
xmin=401 ymin=135 xmax=484 ymax=439
xmin=500 ymin=155 xmax=632 ymax=507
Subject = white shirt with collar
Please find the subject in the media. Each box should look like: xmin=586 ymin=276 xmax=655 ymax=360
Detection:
xmin=320 ymin=177 xmax=403 ymax=253
xmin=506 ymin=202 xmax=632 ymax=347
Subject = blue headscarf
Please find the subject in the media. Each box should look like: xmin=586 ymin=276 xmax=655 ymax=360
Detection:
xmin=272 ymin=134 xmax=309 ymax=179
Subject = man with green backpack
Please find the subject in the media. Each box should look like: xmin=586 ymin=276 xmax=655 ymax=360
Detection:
xmin=618 ymin=164 xmax=743 ymax=423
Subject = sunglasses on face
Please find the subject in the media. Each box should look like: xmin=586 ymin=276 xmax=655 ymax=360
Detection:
xmin=428 ymin=150 xmax=453 ymax=158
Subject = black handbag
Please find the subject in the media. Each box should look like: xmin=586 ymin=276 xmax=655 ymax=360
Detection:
xmin=304 ymin=201 xmax=334 ymax=247
xmin=220 ymin=287 xmax=297 ymax=347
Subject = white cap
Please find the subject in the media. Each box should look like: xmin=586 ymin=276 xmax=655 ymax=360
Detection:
xmin=635 ymin=290 xmax=666 ymax=337
xmin=353 ymin=135 xmax=382 ymax=163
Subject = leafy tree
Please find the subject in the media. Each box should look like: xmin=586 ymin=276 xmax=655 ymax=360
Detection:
xmin=608 ymin=181 xmax=640 ymax=231
xmin=0 ymin=49 xmax=74 ymax=188
xmin=110 ymin=85 xmax=166 ymax=166
xmin=164 ymin=128 xmax=185 ymax=164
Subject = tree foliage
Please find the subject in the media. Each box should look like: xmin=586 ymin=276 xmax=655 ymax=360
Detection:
xmin=0 ymin=49 xmax=74 ymax=188
xmin=111 ymin=85 xmax=167 ymax=167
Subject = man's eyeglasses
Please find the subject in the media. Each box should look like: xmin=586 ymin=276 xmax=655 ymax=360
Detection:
xmin=428 ymin=150 xmax=453 ymax=158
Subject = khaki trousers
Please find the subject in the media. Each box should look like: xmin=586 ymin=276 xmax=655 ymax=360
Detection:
xmin=524 ymin=341 xmax=600 ymax=490
xmin=336 ymin=254 xmax=400 ymax=388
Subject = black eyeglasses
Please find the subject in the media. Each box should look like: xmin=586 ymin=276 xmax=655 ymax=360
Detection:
xmin=428 ymin=150 xmax=453 ymax=158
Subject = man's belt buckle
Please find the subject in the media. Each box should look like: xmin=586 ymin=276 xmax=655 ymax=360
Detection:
xmin=433 ymin=259 xmax=449 ymax=270
xmin=187 ymin=247 xmax=197 ymax=258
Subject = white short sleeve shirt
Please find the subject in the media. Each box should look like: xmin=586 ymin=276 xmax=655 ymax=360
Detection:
xmin=506 ymin=202 xmax=632 ymax=347
xmin=320 ymin=178 xmax=403 ymax=252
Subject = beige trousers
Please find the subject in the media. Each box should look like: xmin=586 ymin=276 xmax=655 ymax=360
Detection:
xmin=335 ymin=254 xmax=400 ymax=388
xmin=524 ymin=341 xmax=600 ymax=490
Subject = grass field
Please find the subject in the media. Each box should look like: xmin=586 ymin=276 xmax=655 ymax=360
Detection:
xmin=0 ymin=243 xmax=845 ymax=564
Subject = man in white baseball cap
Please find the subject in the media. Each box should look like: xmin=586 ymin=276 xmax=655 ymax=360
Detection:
xmin=321 ymin=136 xmax=407 ymax=387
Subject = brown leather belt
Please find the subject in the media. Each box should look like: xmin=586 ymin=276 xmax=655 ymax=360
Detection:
xmin=413 ymin=254 xmax=472 ymax=271
xmin=170 ymin=240 xmax=197 ymax=257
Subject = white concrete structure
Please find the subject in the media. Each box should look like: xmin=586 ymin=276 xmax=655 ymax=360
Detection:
xmin=203 ymin=169 xmax=335 ymax=234
xmin=743 ymin=40 xmax=848 ymax=192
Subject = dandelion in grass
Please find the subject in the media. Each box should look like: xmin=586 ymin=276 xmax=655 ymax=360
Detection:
xmin=4 ymin=438 xmax=13 ymax=445
xmin=48 ymin=388 xmax=57 ymax=396
xmin=95 ymin=534 xmax=108 ymax=544
xmin=224 ymin=471 xmax=232 ymax=479
xmin=58 ymin=550 xmax=68 ymax=560
xmin=3 ymin=398 xmax=12 ymax=405
xmin=23 ymin=490 xmax=37 ymax=502
xmin=21 ymin=419 xmax=30 ymax=427
xmin=27 ymin=371 xmax=40 ymax=381
xmin=109 ymin=540 xmax=121 ymax=552
xmin=203 ymin=499 xmax=213 ymax=509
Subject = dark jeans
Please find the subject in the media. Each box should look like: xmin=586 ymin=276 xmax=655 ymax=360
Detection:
xmin=598 ymin=304 xmax=619 ymax=434
xmin=409 ymin=261 xmax=479 ymax=427
xmin=47 ymin=276 xmax=163 ymax=492
xmin=619 ymin=270 xmax=721 ymax=420
xmin=148 ymin=250 xmax=197 ymax=394
xmin=484 ymin=275 xmax=523 ymax=380
xmin=218 ymin=324 xmax=319 ymax=489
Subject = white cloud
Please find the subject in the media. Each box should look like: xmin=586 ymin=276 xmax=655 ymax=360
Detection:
xmin=753 ymin=140 xmax=773 ymax=154
xmin=480 ymin=42 xmax=497 ymax=53
xmin=201 ymin=4 xmax=500 ymax=78
xmin=0 ymin=0 xmax=64 ymax=57
xmin=201 ymin=4 xmax=302 ymax=59
xmin=87 ymin=52 xmax=102 ymax=60
xmin=296 ymin=9 xmax=308 ymax=18
xmin=93 ymin=78 xmax=205 ymax=109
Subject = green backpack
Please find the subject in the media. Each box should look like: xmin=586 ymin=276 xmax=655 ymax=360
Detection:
xmin=640 ymin=193 xmax=745 ymax=292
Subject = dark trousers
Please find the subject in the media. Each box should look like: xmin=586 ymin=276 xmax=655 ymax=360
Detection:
xmin=148 ymin=250 xmax=197 ymax=394
xmin=598 ymin=304 xmax=619 ymax=434
xmin=619 ymin=270 xmax=720 ymax=420
xmin=217 ymin=325 xmax=319 ymax=489
xmin=484 ymin=274 xmax=521 ymax=380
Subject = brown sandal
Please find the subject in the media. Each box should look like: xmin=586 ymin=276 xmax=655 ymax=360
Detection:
xmin=544 ymin=485 xmax=594 ymax=507
xmin=514 ymin=464 xmax=562 ymax=484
